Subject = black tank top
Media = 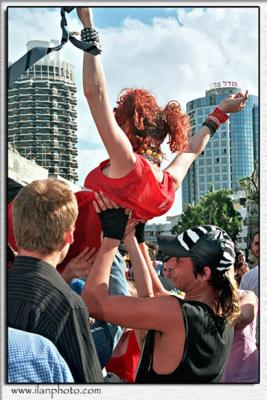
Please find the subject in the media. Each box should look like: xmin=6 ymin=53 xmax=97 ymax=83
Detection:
xmin=135 ymin=297 xmax=233 ymax=383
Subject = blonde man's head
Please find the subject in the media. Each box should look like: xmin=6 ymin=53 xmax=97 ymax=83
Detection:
xmin=13 ymin=179 xmax=78 ymax=255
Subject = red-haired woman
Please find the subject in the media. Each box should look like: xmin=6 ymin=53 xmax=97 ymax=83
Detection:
xmin=77 ymin=8 xmax=248 ymax=220
xmin=7 ymin=8 xmax=248 ymax=272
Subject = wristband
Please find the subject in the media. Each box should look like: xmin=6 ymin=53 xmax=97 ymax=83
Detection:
xmin=202 ymin=120 xmax=218 ymax=137
xmin=98 ymin=208 xmax=129 ymax=240
xmin=208 ymin=107 xmax=229 ymax=124
xmin=81 ymin=27 xmax=102 ymax=55
xmin=135 ymin=222 xmax=146 ymax=243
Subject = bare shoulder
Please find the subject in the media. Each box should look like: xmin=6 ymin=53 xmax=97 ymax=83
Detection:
xmin=239 ymin=289 xmax=258 ymax=304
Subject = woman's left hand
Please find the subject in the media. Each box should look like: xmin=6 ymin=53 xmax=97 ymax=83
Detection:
xmin=218 ymin=90 xmax=249 ymax=113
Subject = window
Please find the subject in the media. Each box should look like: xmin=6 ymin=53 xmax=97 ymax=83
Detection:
xmin=205 ymin=149 xmax=212 ymax=157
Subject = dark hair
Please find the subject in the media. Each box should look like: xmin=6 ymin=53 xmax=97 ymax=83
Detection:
xmin=192 ymin=258 xmax=240 ymax=325
xmin=251 ymin=231 xmax=259 ymax=243
xmin=233 ymin=245 xmax=248 ymax=286
xmin=146 ymin=241 xmax=158 ymax=262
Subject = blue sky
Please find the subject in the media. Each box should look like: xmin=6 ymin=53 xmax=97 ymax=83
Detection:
xmin=8 ymin=6 xmax=259 ymax=222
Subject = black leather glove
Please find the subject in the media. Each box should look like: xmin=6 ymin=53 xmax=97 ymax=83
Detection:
xmin=99 ymin=208 xmax=129 ymax=240
xmin=135 ymin=222 xmax=146 ymax=243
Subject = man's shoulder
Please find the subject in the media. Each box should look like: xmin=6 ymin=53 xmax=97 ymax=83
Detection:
xmin=239 ymin=266 xmax=258 ymax=293
xmin=9 ymin=257 xmax=87 ymax=311
xmin=242 ymin=266 xmax=258 ymax=281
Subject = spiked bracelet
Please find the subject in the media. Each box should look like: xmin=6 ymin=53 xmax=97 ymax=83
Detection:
xmin=81 ymin=27 xmax=102 ymax=54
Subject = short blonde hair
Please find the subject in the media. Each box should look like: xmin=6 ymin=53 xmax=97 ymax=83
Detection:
xmin=13 ymin=179 xmax=78 ymax=255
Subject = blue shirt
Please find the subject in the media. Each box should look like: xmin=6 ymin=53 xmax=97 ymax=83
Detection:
xmin=8 ymin=328 xmax=74 ymax=383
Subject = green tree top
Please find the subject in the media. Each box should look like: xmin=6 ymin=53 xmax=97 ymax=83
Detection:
xmin=172 ymin=189 xmax=242 ymax=242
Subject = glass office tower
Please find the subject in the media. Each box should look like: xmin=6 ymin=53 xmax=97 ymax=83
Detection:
xmin=182 ymin=83 xmax=258 ymax=206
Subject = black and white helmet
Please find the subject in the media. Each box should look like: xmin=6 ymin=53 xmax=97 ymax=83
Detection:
xmin=158 ymin=225 xmax=235 ymax=273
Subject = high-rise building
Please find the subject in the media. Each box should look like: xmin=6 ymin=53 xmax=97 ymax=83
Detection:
xmin=182 ymin=82 xmax=258 ymax=206
xmin=8 ymin=40 xmax=79 ymax=182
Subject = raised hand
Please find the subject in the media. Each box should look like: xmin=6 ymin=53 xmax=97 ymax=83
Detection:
xmin=93 ymin=191 xmax=130 ymax=240
xmin=93 ymin=191 xmax=120 ymax=213
xmin=218 ymin=90 xmax=249 ymax=113
xmin=61 ymin=247 xmax=97 ymax=283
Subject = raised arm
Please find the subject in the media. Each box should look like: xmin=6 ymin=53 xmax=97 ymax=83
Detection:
xmin=124 ymin=232 xmax=154 ymax=298
xmin=133 ymin=222 xmax=172 ymax=296
xmin=77 ymin=7 xmax=136 ymax=178
xmin=166 ymin=91 xmax=248 ymax=189
xmin=81 ymin=200 xmax=182 ymax=333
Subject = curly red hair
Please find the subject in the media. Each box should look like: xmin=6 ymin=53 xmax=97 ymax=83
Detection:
xmin=113 ymin=88 xmax=190 ymax=155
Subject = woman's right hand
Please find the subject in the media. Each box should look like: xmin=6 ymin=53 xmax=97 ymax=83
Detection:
xmin=77 ymin=7 xmax=93 ymax=27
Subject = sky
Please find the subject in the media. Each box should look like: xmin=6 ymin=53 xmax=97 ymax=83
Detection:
xmin=7 ymin=6 xmax=259 ymax=224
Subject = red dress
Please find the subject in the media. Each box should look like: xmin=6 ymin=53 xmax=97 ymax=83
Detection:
xmin=105 ymin=330 xmax=141 ymax=383
xmin=8 ymin=154 xmax=175 ymax=272
xmin=84 ymin=154 xmax=175 ymax=220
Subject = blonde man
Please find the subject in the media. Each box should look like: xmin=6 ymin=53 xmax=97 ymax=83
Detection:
xmin=8 ymin=179 xmax=103 ymax=383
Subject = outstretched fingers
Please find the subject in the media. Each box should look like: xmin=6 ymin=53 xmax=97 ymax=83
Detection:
xmin=93 ymin=191 xmax=120 ymax=213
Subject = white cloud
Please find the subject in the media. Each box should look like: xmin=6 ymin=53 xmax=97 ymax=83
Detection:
xmin=8 ymin=7 xmax=258 ymax=216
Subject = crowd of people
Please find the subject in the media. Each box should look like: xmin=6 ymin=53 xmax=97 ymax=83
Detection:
xmin=7 ymin=7 xmax=258 ymax=385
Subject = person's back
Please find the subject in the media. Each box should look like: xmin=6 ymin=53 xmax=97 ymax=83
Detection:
xmin=8 ymin=179 xmax=103 ymax=383
xmin=8 ymin=328 xmax=74 ymax=383
xmin=8 ymin=256 xmax=102 ymax=382
xmin=220 ymin=287 xmax=258 ymax=383
xmin=220 ymin=321 xmax=258 ymax=383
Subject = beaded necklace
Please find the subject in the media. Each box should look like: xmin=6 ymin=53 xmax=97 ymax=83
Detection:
xmin=137 ymin=148 xmax=163 ymax=167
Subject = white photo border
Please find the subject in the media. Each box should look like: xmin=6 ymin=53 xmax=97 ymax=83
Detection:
xmin=1 ymin=1 xmax=266 ymax=399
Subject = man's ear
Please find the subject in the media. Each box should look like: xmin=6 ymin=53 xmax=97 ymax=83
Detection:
xmin=198 ymin=266 xmax=212 ymax=281
xmin=65 ymin=229 xmax=74 ymax=245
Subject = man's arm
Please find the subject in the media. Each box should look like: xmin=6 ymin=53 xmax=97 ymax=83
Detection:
xmin=138 ymin=242 xmax=170 ymax=296
xmin=81 ymin=203 xmax=183 ymax=334
xmin=82 ymin=239 xmax=182 ymax=333
xmin=124 ymin=234 xmax=154 ymax=298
